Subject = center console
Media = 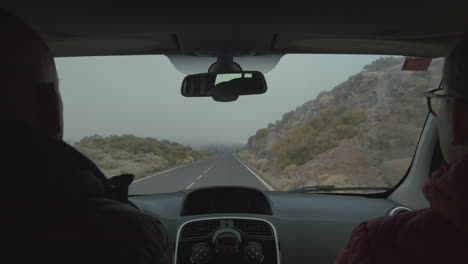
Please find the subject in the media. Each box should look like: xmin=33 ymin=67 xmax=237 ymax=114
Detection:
xmin=175 ymin=217 xmax=279 ymax=264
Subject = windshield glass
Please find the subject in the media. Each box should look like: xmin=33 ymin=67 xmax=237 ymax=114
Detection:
xmin=56 ymin=55 xmax=444 ymax=194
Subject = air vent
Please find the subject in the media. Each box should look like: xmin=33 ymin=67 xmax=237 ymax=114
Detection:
xmin=180 ymin=219 xmax=275 ymax=242
xmin=389 ymin=206 xmax=412 ymax=216
xmin=233 ymin=219 xmax=273 ymax=239
xmin=180 ymin=220 xmax=220 ymax=241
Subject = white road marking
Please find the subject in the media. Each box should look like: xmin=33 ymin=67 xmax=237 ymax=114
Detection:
xmin=233 ymin=154 xmax=275 ymax=191
xmin=185 ymin=163 xmax=216 ymax=190
xmin=132 ymin=158 xmax=208 ymax=183
xmin=185 ymin=182 xmax=196 ymax=189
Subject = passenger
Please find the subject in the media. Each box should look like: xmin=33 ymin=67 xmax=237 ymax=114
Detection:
xmin=334 ymin=34 xmax=468 ymax=264
xmin=0 ymin=9 xmax=169 ymax=264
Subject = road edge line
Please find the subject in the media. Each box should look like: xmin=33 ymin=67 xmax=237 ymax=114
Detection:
xmin=132 ymin=157 xmax=209 ymax=184
xmin=233 ymin=154 xmax=275 ymax=191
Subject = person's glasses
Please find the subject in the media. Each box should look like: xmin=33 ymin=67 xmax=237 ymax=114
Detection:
xmin=424 ymin=88 xmax=447 ymax=117
xmin=424 ymin=86 xmax=468 ymax=117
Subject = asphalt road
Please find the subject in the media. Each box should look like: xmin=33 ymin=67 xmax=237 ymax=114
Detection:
xmin=129 ymin=150 xmax=274 ymax=195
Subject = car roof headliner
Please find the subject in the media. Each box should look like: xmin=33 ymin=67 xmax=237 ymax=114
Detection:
xmin=5 ymin=4 xmax=468 ymax=58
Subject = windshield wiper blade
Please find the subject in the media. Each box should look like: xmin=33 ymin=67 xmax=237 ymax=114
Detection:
xmin=294 ymin=185 xmax=391 ymax=192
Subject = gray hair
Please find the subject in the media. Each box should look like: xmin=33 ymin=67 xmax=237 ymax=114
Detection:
xmin=444 ymin=34 xmax=468 ymax=98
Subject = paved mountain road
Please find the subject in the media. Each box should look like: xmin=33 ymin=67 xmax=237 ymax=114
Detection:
xmin=129 ymin=150 xmax=274 ymax=194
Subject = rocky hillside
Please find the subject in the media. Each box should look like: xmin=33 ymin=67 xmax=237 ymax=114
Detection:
xmin=74 ymin=135 xmax=212 ymax=179
xmin=239 ymin=57 xmax=444 ymax=191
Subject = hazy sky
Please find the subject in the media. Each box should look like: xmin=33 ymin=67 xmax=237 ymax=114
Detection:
xmin=56 ymin=54 xmax=383 ymax=148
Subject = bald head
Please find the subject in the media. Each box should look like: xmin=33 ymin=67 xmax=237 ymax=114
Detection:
xmin=0 ymin=9 xmax=63 ymax=139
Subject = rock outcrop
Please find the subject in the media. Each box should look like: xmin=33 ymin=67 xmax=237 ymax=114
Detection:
xmin=239 ymin=57 xmax=444 ymax=191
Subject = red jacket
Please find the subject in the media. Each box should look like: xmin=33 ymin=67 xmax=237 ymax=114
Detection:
xmin=335 ymin=154 xmax=468 ymax=264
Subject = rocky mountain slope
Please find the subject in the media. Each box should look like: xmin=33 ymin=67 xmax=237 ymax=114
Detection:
xmin=239 ymin=57 xmax=444 ymax=191
xmin=74 ymin=135 xmax=211 ymax=179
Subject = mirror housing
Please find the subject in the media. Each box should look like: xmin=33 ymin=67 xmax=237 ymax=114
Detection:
xmin=181 ymin=71 xmax=267 ymax=102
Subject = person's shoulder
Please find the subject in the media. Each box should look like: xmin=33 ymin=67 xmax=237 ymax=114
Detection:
xmin=334 ymin=221 xmax=373 ymax=264
xmin=367 ymin=209 xmax=427 ymax=233
xmin=89 ymin=197 xmax=171 ymax=263
xmin=2 ymin=117 xmax=109 ymax=192
xmin=364 ymin=208 xmax=446 ymax=249
xmin=344 ymin=211 xmax=422 ymax=247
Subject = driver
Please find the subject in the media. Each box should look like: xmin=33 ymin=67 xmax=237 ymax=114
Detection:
xmin=0 ymin=8 xmax=169 ymax=264
xmin=335 ymin=34 xmax=468 ymax=263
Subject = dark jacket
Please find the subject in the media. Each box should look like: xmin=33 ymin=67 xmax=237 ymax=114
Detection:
xmin=334 ymin=154 xmax=468 ymax=264
xmin=2 ymin=119 xmax=169 ymax=264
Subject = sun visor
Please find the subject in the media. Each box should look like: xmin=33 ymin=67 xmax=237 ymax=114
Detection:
xmin=277 ymin=38 xmax=451 ymax=58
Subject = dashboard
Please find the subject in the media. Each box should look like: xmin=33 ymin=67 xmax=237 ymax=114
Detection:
xmin=130 ymin=186 xmax=406 ymax=264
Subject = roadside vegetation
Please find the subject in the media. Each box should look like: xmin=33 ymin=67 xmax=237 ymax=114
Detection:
xmin=74 ymin=134 xmax=212 ymax=179
xmin=272 ymin=106 xmax=367 ymax=169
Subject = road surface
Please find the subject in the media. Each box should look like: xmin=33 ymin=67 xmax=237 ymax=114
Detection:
xmin=129 ymin=150 xmax=274 ymax=194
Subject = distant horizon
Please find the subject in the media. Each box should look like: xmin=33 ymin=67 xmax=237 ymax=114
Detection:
xmin=57 ymin=54 xmax=385 ymax=148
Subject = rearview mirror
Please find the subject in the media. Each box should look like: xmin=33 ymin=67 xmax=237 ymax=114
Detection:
xmin=181 ymin=71 xmax=267 ymax=102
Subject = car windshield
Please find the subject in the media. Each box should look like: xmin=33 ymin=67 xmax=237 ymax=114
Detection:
xmin=56 ymin=54 xmax=444 ymax=195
